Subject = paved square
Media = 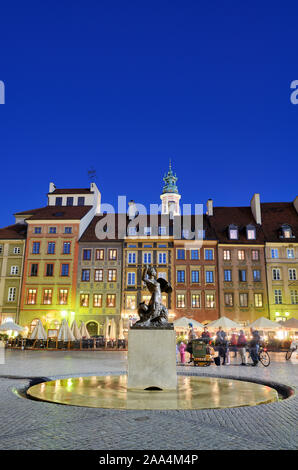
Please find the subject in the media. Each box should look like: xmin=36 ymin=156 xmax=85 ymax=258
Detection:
xmin=0 ymin=350 xmax=297 ymax=450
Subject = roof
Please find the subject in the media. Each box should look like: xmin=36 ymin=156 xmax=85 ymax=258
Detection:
xmin=15 ymin=206 xmax=93 ymax=221
xmin=261 ymin=202 xmax=298 ymax=242
xmin=209 ymin=206 xmax=265 ymax=244
xmin=0 ymin=223 xmax=27 ymax=240
xmin=49 ymin=188 xmax=93 ymax=195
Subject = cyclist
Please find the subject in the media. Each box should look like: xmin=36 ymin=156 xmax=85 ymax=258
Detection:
xmin=249 ymin=329 xmax=261 ymax=366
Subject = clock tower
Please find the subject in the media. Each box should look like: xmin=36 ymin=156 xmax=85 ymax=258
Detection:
xmin=160 ymin=161 xmax=181 ymax=216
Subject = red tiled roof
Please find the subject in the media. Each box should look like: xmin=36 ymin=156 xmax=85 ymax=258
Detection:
xmin=261 ymin=202 xmax=298 ymax=242
xmin=15 ymin=206 xmax=93 ymax=220
xmin=0 ymin=223 xmax=27 ymax=240
xmin=49 ymin=188 xmax=93 ymax=194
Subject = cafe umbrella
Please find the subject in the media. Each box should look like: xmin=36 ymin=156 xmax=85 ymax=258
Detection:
xmin=71 ymin=320 xmax=82 ymax=340
xmin=58 ymin=319 xmax=75 ymax=342
xmin=80 ymin=321 xmax=90 ymax=339
xmin=30 ymin=319 xmax=47 ymax=340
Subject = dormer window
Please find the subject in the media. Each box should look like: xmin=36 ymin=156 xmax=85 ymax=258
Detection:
xmin=144 ymin=227 xmax=152 ymax=235
xmin=281 ymin=224 xmax=293 ymax=239
xmin=159 ymin=226 xmax=166 ymax=236
xmin=246 ymin=224 xmax=256 ymax=240
xmin=229 ymin=224 xmax=238 ymax=240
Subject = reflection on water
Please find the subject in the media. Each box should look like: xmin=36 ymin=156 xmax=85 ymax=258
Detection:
xmin=27 ymin=375 xmax=278 ymax=410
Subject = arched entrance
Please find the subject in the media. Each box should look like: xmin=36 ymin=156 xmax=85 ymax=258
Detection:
xmin=86 ymin=321 xmax=98 ymax=336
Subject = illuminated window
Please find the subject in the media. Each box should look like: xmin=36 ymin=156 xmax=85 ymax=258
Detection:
xmin=239 ymin=293 xmax=248 ymax=307
xmin=246 ymin=225 xmax=256 ymax=240
xmin=229 ymin=225 xmax=238 ymax=240
xmin=192 ymin=294 xmax=201 ymax=308
xmin=109 ymin=249 xmax=117 ymax=260
xmin=94 ymin=269 xmax=103 ymax=282
xmin=107 ymin=294 xmax=116 ymax=307
xmin=206 ymin=293 xmax=215 ymax=308
xmin=252 ymin=250 xmax=259 ymax=261
xmin=176 ymin=294 xmax=185 ymax=308
xmin=59 ymin=289 xmax=68 ymax=305
xmin=43 ymin=289 xmax=52 ymax=305
xmin=126 ymin=295 xmax=136 ymax=310
xmin=95 ymin=249 xmax=104 ymax=260
xmin=80 ymin=294 xmax=89 ymax=307
xmin=27 ymin=289 xmax=37 ymax=304
xmin=93 ymin=294 xmax=102 ymax=307
xmin=254 ymin=293 xmax=263 ymax=307
xmin=238 ymin=250 xmax=245 ymax=261
xmin=108 ymin=269 xmax=117 ymax=282
xmin=224 ymin=293 xmax=233 ymax=307
xmin=223 ymin=250 xmax=231 ymax=260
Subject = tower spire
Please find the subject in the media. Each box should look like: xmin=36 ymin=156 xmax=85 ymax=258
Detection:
xmin=160 ymin=161 xmax=181 ymax=216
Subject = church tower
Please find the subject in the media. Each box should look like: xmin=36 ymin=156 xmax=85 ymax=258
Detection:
xmin=160 ymin=160 xmax=181 ymax=216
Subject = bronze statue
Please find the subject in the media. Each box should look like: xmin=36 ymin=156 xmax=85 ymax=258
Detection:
xmin=132 ymin=265 xmax=173 ymax=328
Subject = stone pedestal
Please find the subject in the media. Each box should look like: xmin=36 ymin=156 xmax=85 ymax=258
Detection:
xmin=127 ymin=329 xmax=177 ymax=390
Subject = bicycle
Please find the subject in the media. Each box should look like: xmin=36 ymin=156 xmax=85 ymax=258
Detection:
xmin=248 ymin=346 xmax=270 ymax=367
xmin=285 ymin=344 xmax=297 ymax=361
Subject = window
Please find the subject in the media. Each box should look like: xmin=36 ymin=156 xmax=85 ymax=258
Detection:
xmin=10 ymin=266 xmax=19 ymax=275
xmin=34 ymin=227 xmax=42 ymax=234
xmin=83 ymin=249 xmax=91 ymax=260
xmin=13 ymin=247 xmax=21 ymax=254
xmin=274 ymin=289 xmax=282 ymax=304
xmin=191 ymin=250 xmax=199 ymax=260
xmin=126 ymin=295 xmax=136 ymax=309
xmin=224 ymin=293 xmax=233 ymax=307
xmin=246 ymin=225 xmax=256 ymax=240
xmin=191 ymin=270 xmax=199 ymax=283
xmin=78 ymin=197 xmax=85 ymax=206
xmin=93 ymin=294 xmax=102 ymax=307
xmin=128 ymin=227 xmax=137 ymax=236
xmin=96 ymin=249 xmax=104 ymax=260
xmin=49 ymin=227 xmax=57 ymax=234
xmin=144 ymin=227 xmax=152 ymax=235
xmin=158 ymin=252 xmax=167 ymax=264
xmin=205 ymin=249 xmax=213 ymax=260
xmin=109 ymin=249 xmax=117 ymax=260
xmin=177 ymin=249 xmax=185 ymax=260
xmin=127 ymin=272 xmax=136 ymax=285
xmin=253 ymin=270 xmax=261 ymax=282
xmin=8 ymin=287 xmax=16 ymax=302
xmin=271 ymin=248 xmax=279 ymax=259
xmin=239 ymin=293 xmax=248 ymax=307
xmin=27 ymin=289 xmax=37 ymax=304
xmin=192 ymin=294 xmax=201 ymax=308
xmin=59 ymin=289 xmax=68 ymax=305
xmin=30 ymin=264 xmax=38 ymax=276
xmin=0 ymin=245 xmax=2 ymax=254
xmin=107 ymin=294 xmax=116 ymax=307
xmin=143 ymin=252 xmax=152 ymax=264
xmin=272 ymin=269 xmax=281 ymax=281
xmin=47 ymin=242 xmax=55 ymax=254
xmin=206 ymin=293 xmax=215 ymax=308
xmin=239 ymin=270 xmax=247 ymax=282
xmin=82 ymin=269 xmax=90 ymax=281
xmin=94 ymin=269 xmax=103 ymax=282
xmin=289 ymin=269 xmax=297 ymax=281
xmin=45 ymin=264 xmax=54 ymax=277
xmin=80 ymin=294 xmax=89 ymax=307
xmin=281 ymin=224 xmax=293 ymax=238
xmin=177 ymin=270 xmax=185 ymax=283
xmin=287 ymin=249 xmax=295 ymax=259
xmin=252 ymin=250 xmax=259 ymax=261
xmin=205 ymin=271 xmax=214 ymax=283
xmin=66 ymin=197 xmax=73 ymax=206
xmin=63 ymin=242 xmax=71 ymax=254
xmin=128 ymin=252 xmax=136 ymax=264
xmin=176 ymin=294 xmax=185 ymax=308
xmin=223 ymin=250 xmax=231 ymax=260
xmin=43 ymin=289 xmax=52 ymax=305
xmin=61 ymin=264 xmax=69 ymax=276
xmin=290 ymin=290 xmax=298 ymax=304
xmin=108 ymin=269 xmax=117 ymax=282
xmin=238 ymin=250 xmax=245 ymax=261
xmin=229 ymin=225 xmax=238 ymax=240
xmin=64 ymin=227 xmax=72 ymax=234
xmin=55 ymin=197 xmax=62 ymax=205
xmin=254 ymin=293 xmax=263 ymax=307
xmin=159 ymin=226 xmax=166 ymax=236
xmin=32 ymin=242 xmax=40 ymax=254
xmin=224 ymin=269 xmax=232 ymax=282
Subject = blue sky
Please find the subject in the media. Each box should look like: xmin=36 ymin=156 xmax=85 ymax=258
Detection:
xmin=0 ymin=1 xmax=297 ymax=226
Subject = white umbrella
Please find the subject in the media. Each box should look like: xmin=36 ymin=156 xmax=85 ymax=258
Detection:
xmin=110 ymin=318 xmax=116 ymax=340
xmin=30 ymin=319 xmax=47 ymax=340
xmin=71 ymin=320 xmax=82 ymax=340
xmin=248 ymin=317 xmax=279 ymax=330
xmin=104 ymin=317 xmax=110 ymax=340
xmin=174 ymin=316 xmax=204 ymax=330
xmin=118 ymin=318 xmax=124 ymax=339
xmin=58 ymin=319 xmax=75 ymax=341
xmin=80 ymin=321 xmax=90 ymax=339
xmin=207 ymin=316 xmax=242 ymax=330
xmin=281 ymin=318 xmax=298 ymax=329
xmin=0 ymin=321 xmax=25 ymax=332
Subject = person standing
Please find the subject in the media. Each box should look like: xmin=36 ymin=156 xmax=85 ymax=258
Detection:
xmin=250 ymin=329 xmax=261 ymax=366
xmin=237 ymin=330 xmax=248 ymax=365
xmin=216 ymin=327 xmax=227 ymax=365
xmin=201 ymin=327 xmax=211 ymax=343
xmin=179 ymin=341 xmax=187 ymax=364
xmin=187 ymin=323 xmax=197 ymax=363
xmin=230 ymin=332 xmax=238 ymax=358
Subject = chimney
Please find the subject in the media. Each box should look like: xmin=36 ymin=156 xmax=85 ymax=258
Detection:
xmin=250 ymin=193 xmax=262 ymax=224
xmin=293 ymin=196 xmax=298 ymax=214
xmin=49 ymin=182 xmax=56 ymax=193
xmin=207 ymin=199 xmax=213 ymax=216
xmin=128 ymin=200 xmax=137 ymax=220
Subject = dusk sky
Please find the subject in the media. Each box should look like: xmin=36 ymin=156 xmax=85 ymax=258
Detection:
xmin=0 ymin=1 xmax=298 ymax=227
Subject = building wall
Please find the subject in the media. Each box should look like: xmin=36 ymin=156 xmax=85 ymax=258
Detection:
xmin=217 ymin=244 xmax=268 ymax=324
xmin=173 ymin=240 xmax=219 ymax=323
xmin=265 ymin=243 xmax=298 ymax=321
xmin=0 ymin=240 xmax=25 ymax=323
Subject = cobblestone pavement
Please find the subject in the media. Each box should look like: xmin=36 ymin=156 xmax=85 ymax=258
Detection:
xmin=0 ymin=350 xmax=297 ymax=450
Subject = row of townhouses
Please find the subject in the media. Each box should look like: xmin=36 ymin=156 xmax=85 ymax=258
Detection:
xmin=0 ymin=164 xmax=297 ymax=338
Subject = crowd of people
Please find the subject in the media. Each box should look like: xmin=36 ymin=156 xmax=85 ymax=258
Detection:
xmin=177 ymin=323 xmax=262 ymax=367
